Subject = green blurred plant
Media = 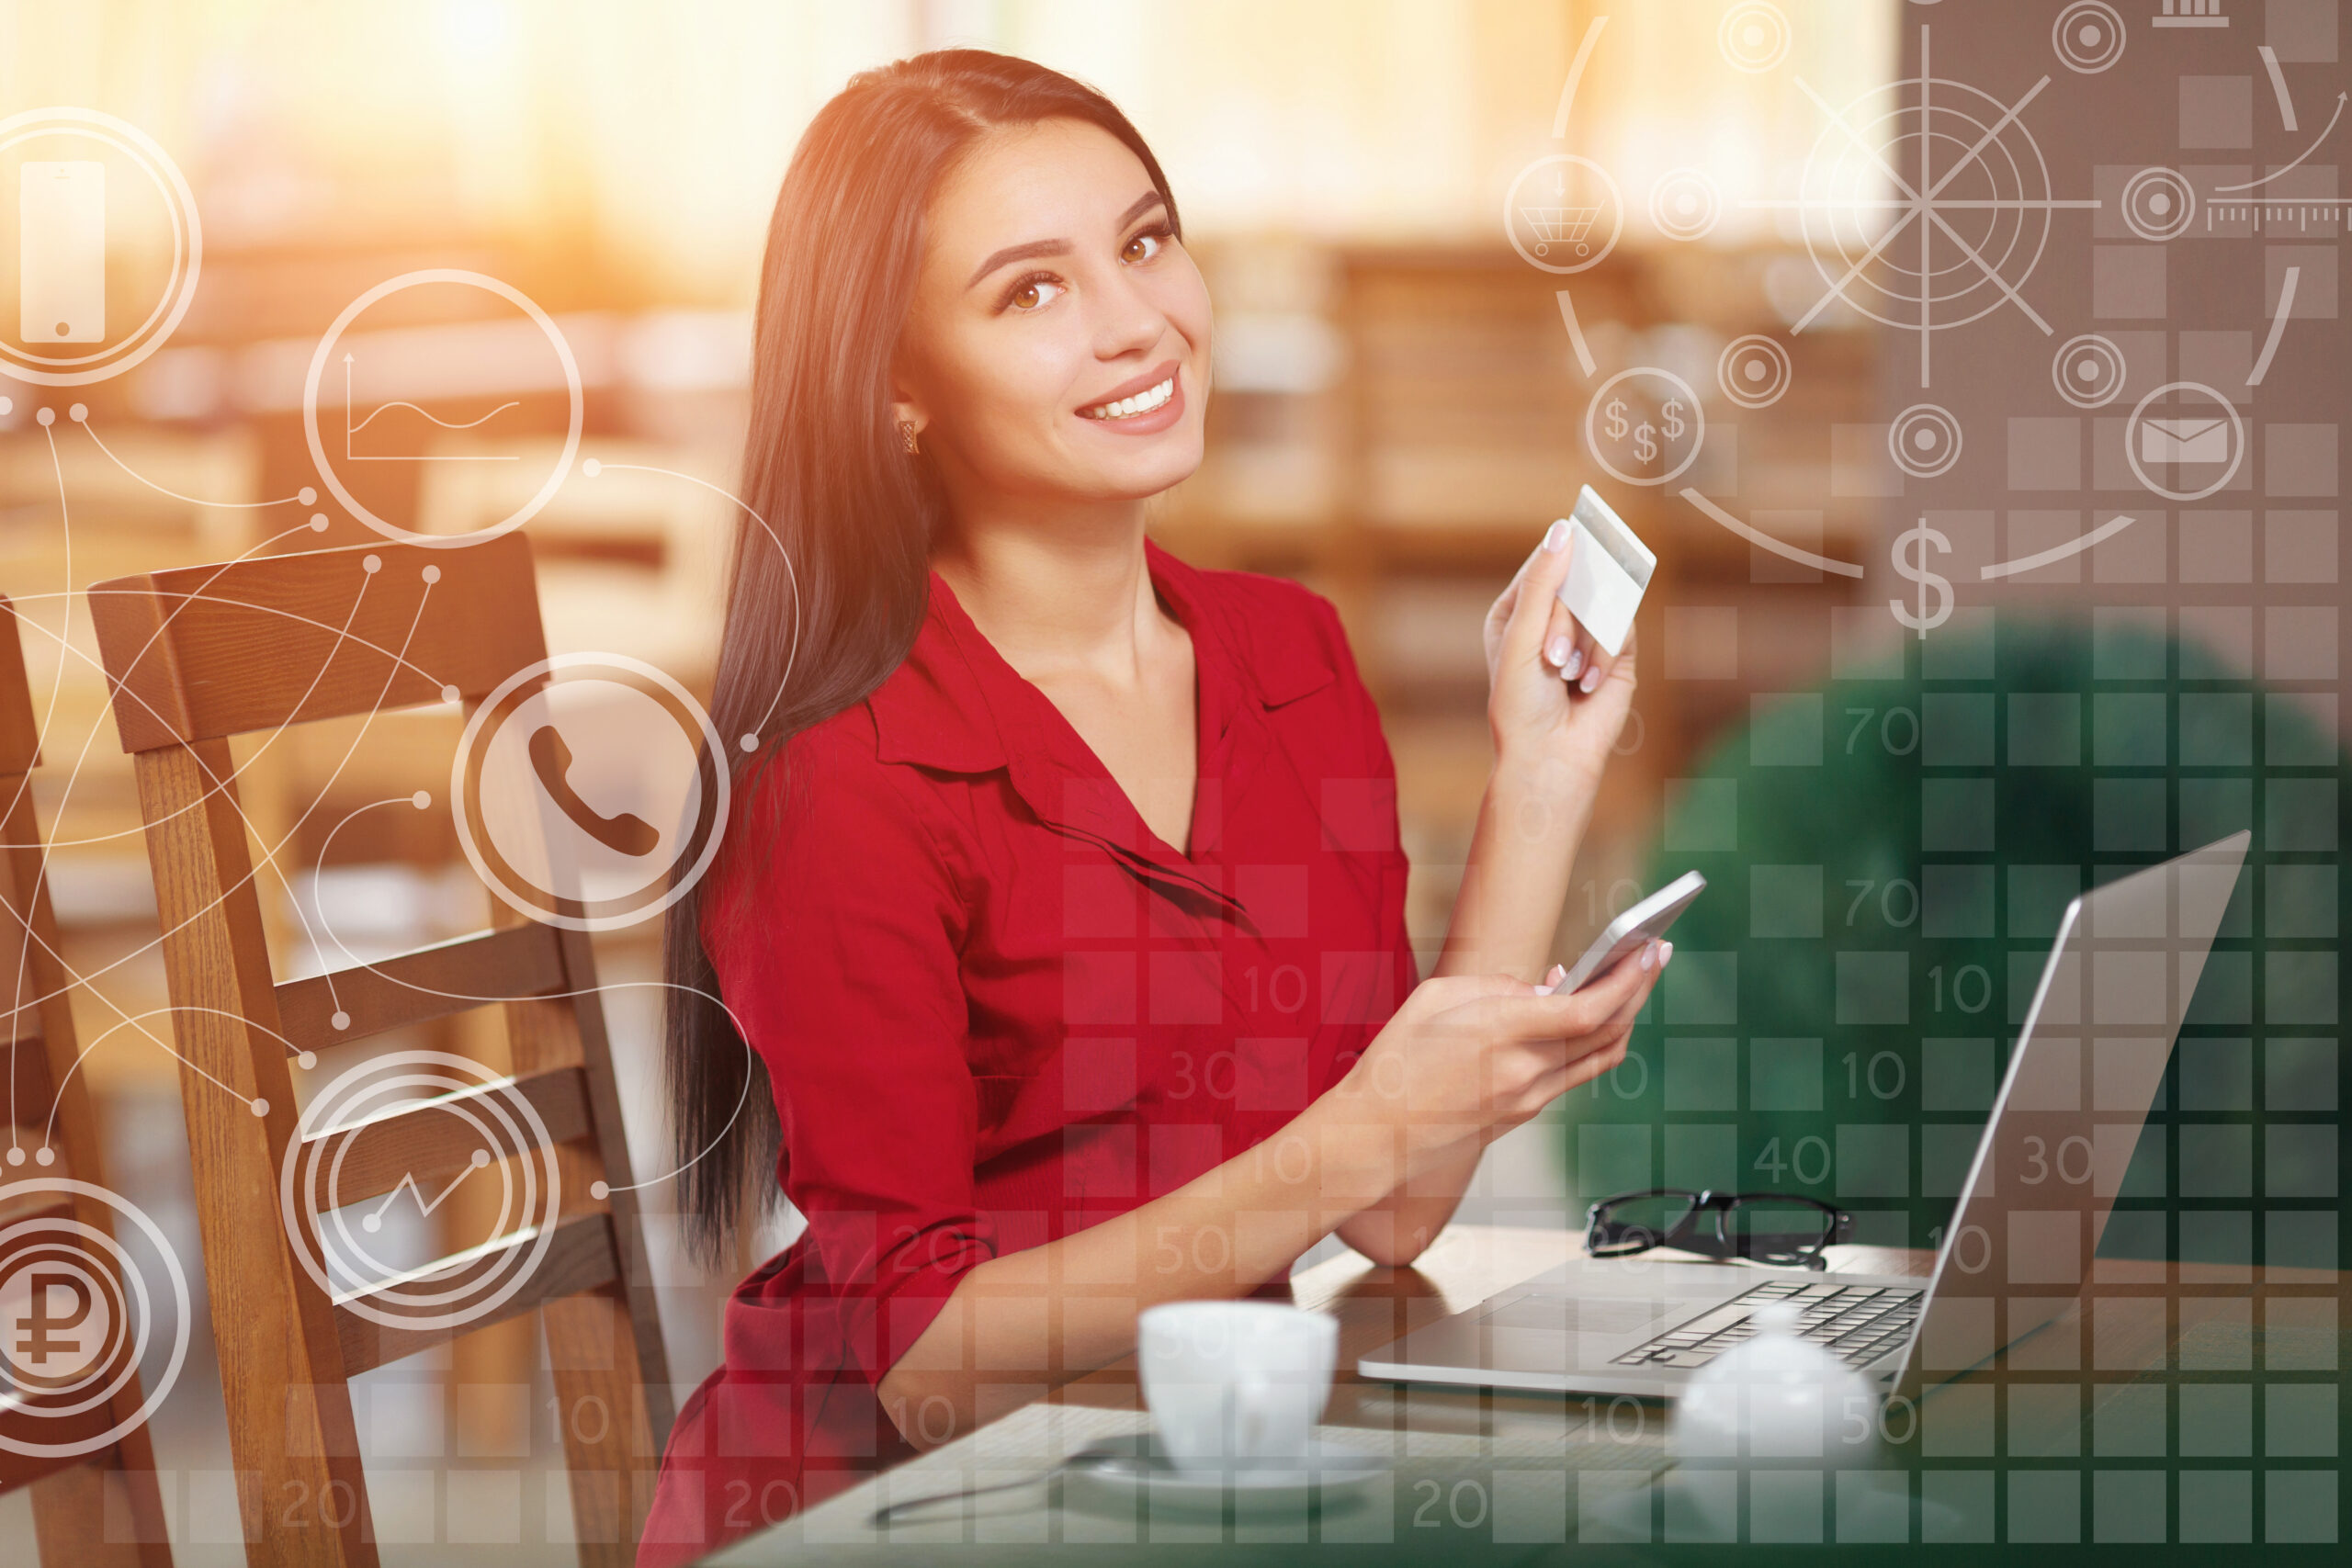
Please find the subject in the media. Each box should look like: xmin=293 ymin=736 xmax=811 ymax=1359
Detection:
xmin=1558 ymin=613 xmax=2346 ymax=1266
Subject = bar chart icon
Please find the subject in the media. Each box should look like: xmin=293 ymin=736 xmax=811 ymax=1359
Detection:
xmin=2153 ymin=0 xmax=2229 ymax=27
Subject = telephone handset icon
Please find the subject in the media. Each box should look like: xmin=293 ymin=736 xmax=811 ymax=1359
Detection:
xmin=527 ymin=724 xmax=660 ymax=857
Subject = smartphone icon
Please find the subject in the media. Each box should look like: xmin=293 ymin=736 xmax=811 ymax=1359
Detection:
xmin=20 ymin=161 xmax=105 ymax=344
xmin=527 ymin=724 xmax=660 ymax=857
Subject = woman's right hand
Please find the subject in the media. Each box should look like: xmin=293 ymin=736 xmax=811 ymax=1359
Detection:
xmin=1319 ymin=943 xmax=1667 ymax=1197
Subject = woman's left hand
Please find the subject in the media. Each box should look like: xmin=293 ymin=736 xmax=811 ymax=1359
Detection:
xmin=1481 ymin=517 xmax=1638 ymax=782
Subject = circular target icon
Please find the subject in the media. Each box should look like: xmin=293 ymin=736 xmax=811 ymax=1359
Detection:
xmin=281 ymin=1052 xmax=560 ymax=1335
xmin=1648 ymin=169 xmax=1722 ymax=242
xmin=0 ymin=1179 xmax=190 ymax=1461
xmin=2120 ymin=167 xmax=2195 ymax=242
xmin=1503 ymin=153 xmax=1623 ymax=276
xmin=2053 ymin=334 xmax=2127 ymax=409
xmin=1717 ymin=335 xmax=1792 ymax=410
xmin=2052 ymin=3 xmax=2126 ymax=73
xmin=1719 ymin=2 xmax=1792 ymax=72
xmin=1889 ymin=403 xmax=1964 ymax=479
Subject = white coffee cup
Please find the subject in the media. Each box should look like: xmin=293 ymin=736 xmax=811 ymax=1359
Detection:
xmin=1136 ymin=1301 xmax=1338 ymax=1472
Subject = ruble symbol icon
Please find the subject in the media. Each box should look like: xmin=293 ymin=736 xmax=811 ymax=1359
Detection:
xmin=1890 ymin=519 xmax=1953 ymax=638
xmin=16 ymin=1272 xmax=92 ymax=1365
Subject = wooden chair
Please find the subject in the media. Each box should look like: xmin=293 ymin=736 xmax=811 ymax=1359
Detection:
xmin=88 ymin=536 xmax=673 ymax=1565
xmin=0 ymin=595 xmax=173 ymax=1565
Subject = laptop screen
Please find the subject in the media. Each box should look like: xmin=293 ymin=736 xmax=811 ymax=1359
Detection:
xmin=1893 ymin=831 xmax=2250 ymax=1398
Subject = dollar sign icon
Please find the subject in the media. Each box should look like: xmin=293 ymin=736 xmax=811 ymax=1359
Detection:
xmin=1662 ymin=398 xmax=1686 ymax=442
xmin=1890 ymin=519 xmax=1954 ymax=638
xmin=1633 ymin=421 xmax=1657 ymax=463
xmin=1603 ymin=398 xmax=1628 ymax=441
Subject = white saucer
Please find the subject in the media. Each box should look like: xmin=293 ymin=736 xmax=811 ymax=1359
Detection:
xmin=1061 ymin=1434 xmax=1385 ymax=1518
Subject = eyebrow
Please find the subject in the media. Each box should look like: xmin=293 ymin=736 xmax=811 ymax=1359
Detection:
xmin=965 ymin=189 xmax=1169 ymax=291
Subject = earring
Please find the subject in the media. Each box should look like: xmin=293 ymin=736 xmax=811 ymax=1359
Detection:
xmin=899 ymin=421 xmax=922 ymax=456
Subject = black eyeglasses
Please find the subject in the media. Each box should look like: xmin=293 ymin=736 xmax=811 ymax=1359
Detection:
xmin=1585 ymin=1189 xmax=1854 ymax=1270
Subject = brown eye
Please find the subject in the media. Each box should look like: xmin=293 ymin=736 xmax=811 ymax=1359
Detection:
xmin=1125 ymin=230 xmax=1165 ymax=264
xmin=1000 ymin=274 xmax=1063 ymax=312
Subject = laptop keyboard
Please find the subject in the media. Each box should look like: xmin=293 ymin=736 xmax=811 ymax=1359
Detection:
xmin=1611 ymin=1279 xmax=1924 ymax=1371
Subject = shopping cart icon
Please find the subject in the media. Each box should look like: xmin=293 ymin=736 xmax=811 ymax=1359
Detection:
xmin=1521 ymin=206 xmax=1600 ymax=258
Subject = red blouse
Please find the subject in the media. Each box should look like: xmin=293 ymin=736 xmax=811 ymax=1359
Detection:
xmin=638 ymin=540 xmax=1417 ymax=1563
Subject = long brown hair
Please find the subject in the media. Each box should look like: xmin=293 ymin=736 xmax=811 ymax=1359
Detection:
xmin=662 ymin=49 xmax=1185 ymax=1264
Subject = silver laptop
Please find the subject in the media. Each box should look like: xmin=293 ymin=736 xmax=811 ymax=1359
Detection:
xmin=1359 ymin=830 xmax=2249 ymax=1403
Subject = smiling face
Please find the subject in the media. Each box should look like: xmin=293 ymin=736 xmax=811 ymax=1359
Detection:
xmin=890 ymin=117 xmax=1211 ymax=513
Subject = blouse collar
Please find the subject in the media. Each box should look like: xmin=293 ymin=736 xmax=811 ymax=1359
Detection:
xmin=866 ymin=538 xmax=1335 ymax=909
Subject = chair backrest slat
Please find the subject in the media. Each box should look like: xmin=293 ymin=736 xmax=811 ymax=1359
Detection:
xmin=335 ymin=1209 xmax=619 ymax=1375
xmin=90 ymin=534 xmax=548 ymax=750
xmin=273 ymin=923 xmax=569 ymax=1055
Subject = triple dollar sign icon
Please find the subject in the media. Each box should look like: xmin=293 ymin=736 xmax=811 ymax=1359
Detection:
xmin=1603 ymin=398 xmax=1628 ymax=441
xmin=1633 ymin=421 xmax=1657 ymax=463
xmin=1889 ymin=518 xmax=1953 ymax=638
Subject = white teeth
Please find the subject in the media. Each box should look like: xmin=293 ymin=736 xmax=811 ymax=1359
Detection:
xmin=1083 ymin=376 xmax=1173 ymax=420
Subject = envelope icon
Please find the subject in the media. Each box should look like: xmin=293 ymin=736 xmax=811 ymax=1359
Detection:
xmin=2141 ymin=416 xmax=2229 ymax=465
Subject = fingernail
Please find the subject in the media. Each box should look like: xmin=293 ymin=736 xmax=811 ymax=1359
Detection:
xmin=1562 ymin=647 xmax=1584 ymax=681
xmin=1542 ymin=519 xmax=1570 ymax=553
xmin=1639 ymin=942 xmax=1655 ymax=971
xmin=1546 ymin=634 xmax=1572 ymax=668
xmin=1660 ymin=941 xmax=1674 ymax=965
xmin=1578 ymin=663 xmax=1602 ymax=694
xmin=1545 ymin=963 xmax=1566 ymax=985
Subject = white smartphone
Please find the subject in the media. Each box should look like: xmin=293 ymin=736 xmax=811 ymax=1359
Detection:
xmin=21 ymin=161 xmax=106 ymax=344
xmin=1545 ymin=870 xmax=1706 ymax=994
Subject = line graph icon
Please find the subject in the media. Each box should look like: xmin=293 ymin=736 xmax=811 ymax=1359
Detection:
xmin=341 ymin=351 xmax=522 ymax=463
xmin=279 ymin=1051 xmax=560 ymax=1336
xmin=303 ymin=268 xmax=582 ymax=547
xmin=1764 ymin=27 xmax=2099 ymax=387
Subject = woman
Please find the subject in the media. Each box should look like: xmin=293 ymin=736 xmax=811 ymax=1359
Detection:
xmin=640 ymin=48 xmax=1658 ymax=1562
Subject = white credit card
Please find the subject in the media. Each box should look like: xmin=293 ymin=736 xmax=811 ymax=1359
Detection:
xmin=21 ymin=161 xmax=106 ymax=344
xmin=1553 ymin=484 xmax=1653 ymax=657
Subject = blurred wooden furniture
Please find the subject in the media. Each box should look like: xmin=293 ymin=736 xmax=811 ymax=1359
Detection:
xmin=89 ymin=536 xmax=673 ymax=1566
xmin=0 ymin=425 xmax=265 ymax=555
xmin=0 ymin=595 xmax=172 ymax=1565
xmin=415 ymin=437 xmax=728 ymax=696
